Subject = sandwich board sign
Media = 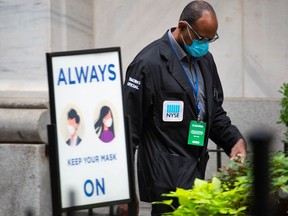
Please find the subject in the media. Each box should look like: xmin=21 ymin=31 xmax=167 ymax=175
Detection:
xmin=46 ymin=47 xmax=132 ymax=213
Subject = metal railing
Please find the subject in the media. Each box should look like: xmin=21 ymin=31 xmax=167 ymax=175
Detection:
xmin=208 ymin=145 xmax=224 ymax=169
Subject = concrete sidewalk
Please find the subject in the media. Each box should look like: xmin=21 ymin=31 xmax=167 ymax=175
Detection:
xmin=63 ymin=202 xmax=151 ymax=216
xmin=97 ymin=202 xmax=151 ymax=215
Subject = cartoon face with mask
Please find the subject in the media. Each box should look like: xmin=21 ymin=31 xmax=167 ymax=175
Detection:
xmin=103 ymin=112 xmax=113 ymax=128
xmin=68 ymin=120 xmax=77 ymax=136
xmin=66 ymin=108 xmax=82 ymax=146
xmin=94 ymin=106 xmax=115 ymax=143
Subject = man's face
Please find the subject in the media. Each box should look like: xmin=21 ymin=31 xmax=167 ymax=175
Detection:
xmin=191 ymin=11 xmax=218 ymax=41
xmin=181 ymin=11 xmax=218 ymax=46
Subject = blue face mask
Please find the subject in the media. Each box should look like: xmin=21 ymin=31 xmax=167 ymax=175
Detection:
xmin=184 ymin=40 xmax=209 ymax=57
xmin=181 ymin=26 xmax=209 ymax=57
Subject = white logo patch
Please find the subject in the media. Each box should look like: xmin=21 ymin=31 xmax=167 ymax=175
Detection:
xmin=162 ymin=101 xmax=184 ymax=122
xmin=126 ymin=77 xmax=141 ymax=90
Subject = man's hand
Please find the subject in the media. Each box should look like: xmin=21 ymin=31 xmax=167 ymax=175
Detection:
xmin=229 ymin=138 xmax=247 ymax=162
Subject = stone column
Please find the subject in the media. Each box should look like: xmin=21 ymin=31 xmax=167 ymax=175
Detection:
xmin=0 ymin=96 xmax=51 ymax=216
xmin=0 ymin=0 xmax=93 ymax=215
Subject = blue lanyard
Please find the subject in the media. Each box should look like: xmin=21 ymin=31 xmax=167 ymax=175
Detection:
xmin=179 ymin=59 xmax=201 ymax=116
xmin=179 ymin=59 xmax=199 ymax=101
xmin=169 ymin=40 xmax=201 ymax=117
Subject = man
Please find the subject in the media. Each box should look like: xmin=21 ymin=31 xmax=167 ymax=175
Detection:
xmin=66 ymin=108 xmax=82 ymax=146
xmin=121 ymin=1 xmax=246 ymax=215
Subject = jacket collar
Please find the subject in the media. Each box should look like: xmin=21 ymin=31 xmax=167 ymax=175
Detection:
xmin=198 ymin=58 xmax=213 ymax=121
xmin=158 ymin=30 xmax=197 ymax=117
xmin=159 ymin=30 xmax=213 ymax=120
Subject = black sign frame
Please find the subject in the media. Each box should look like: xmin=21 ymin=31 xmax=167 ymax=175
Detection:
xmin=46 ymin=47 xmax=134 ymax=214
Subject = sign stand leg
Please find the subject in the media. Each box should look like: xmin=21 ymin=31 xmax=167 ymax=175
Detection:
xmin=109 ymin=206 xmax=113 ymax=216
xmin=47 ymin=124 xmax=62 ymax=216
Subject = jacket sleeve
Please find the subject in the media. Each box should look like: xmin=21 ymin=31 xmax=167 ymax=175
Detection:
xmin=205 ymin=54 xmax=244 ymax=156
xmin=123 ymin=59 xmax=154 ymax=153
xmin=209 ymin=105 xmax=244 ymax=156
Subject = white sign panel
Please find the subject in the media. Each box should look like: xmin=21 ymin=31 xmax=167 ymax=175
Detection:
xmin=47 ymin=48 xmax=131 ymax=211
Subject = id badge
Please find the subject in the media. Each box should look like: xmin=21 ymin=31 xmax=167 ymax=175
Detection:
xmin=188 ymin=120 xmax=206 ymax=146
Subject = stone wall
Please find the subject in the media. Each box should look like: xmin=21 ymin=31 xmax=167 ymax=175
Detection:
xmin=0 ymin=95 xmax=51 ymax=216
xmin=206 ymin=98 xmax=286 ymax=179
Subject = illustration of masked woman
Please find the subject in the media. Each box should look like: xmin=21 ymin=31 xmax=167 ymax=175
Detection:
xmin=94 ymin=106 xmax=115 ymax=143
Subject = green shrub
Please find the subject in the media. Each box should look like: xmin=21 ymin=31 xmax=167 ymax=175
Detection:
xmin=278 ymin=82 xmax=288 ymax=145
xmin=153 ymin=176 xmax=247 ymax=216
xmin=153 ymin=152 xmax=288 ymax=216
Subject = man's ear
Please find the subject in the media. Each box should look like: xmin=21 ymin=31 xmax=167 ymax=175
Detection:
xmin=178 ymin=21 xmax=187 ymax=31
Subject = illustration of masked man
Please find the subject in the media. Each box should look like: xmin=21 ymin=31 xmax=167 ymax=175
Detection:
xmin=66 ymin=108 xmax=82 ymax=146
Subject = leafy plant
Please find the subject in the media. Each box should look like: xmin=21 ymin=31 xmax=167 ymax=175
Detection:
xmin=153 ymin=157 xmax=249 ymax=216
xmin=270 ymin=151 xmax=288 ymax=194
xmin=153 ymin=176 xmax=247 ymax=216
xmin=153 ymin=152 xmax=288 ymax=216
xmin=278 ymin=82 xmax=288 ymax=145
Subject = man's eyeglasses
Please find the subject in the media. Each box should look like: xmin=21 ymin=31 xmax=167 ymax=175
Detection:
xmin=185 ymin=21 xmax=219 ymax=43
